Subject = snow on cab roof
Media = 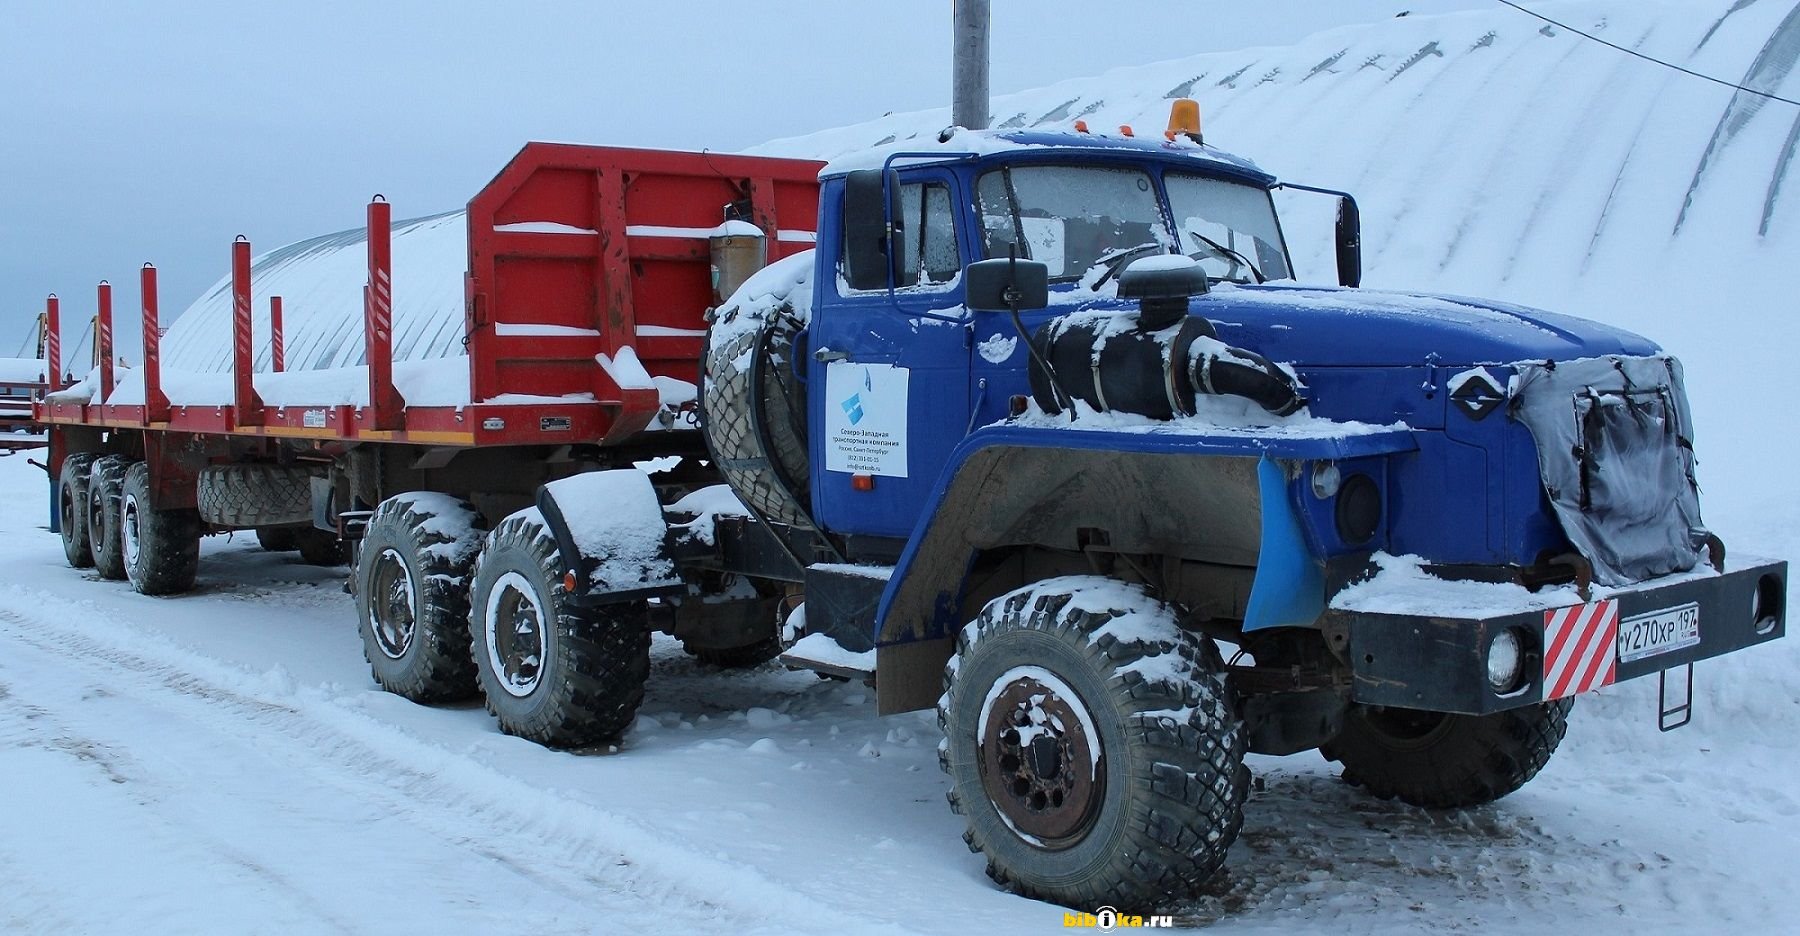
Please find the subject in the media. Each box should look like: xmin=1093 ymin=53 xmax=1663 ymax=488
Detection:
xmin=817 ymin=128 xmax=1274 ymax=185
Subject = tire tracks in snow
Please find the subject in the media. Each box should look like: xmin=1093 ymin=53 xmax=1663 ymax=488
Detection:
xmin=0 ymin=597 xmax=918 ymax=936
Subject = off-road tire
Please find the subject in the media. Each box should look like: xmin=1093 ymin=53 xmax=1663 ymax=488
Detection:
xmin=295 ymin=527 xmax=351 ymax=566
xmin=1321 ymin=700 xmax=1574 ymax=809
xmin=58 ymin=453 xmax=98 ymax=568
xmin=469 ymin=510 xmax=650 ymax=747
xmin=256 ymin=526 xmax=299 ymax=552
xmin=355 ymin=494 xmax=487 ymax=703
xmin=938 ymin=576 xmax=1248 ymax=908
xmin=88 ymin=455 xmax=135 ymax=580
xmin=196 ymin=463 xmax=315 ymax=528
xmin=701 ymin=311 xmax=811 ymax=528
xmin=120 ymin=461 xmax=202 ymax=596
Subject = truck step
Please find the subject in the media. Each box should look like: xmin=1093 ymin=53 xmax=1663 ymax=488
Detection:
xmin=779 ymin=633 xmax=875 ymax=682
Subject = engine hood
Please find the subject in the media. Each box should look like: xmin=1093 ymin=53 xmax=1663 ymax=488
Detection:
xmin=1080 ymin=284 xmax=1661 ymax=368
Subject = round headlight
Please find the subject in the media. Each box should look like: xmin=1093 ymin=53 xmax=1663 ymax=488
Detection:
xmin=1487 ymin=628 xmax=1524 ymax=693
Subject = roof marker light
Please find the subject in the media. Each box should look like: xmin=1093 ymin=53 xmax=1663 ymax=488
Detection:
xmin=1073 ymin=120 xmax=1090 ymax=133
xmin=1118 ymin=124 xmax=1135 ymax=137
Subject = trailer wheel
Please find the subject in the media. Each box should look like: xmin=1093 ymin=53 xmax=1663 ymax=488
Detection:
xmin=58 ymin=453 xmax=99 ymax=568
xmin=938 ymin=576 xmax=1247 ymax=907
xmin=195 ymin=464 xmax=315 ymax=528
xmin=355 ymin=494 xmax=487 ymax=703
xmin=295 ymin=528 xmax=350 ymax=566
xmin=469 ymin=510 xmax=650 ymax=747
xmin=1321 ymin=700 xmax=1573 ymax=809
xmin=255 ymin=526 xmax=299 ymax=552
xmin=120 ymin=462 xmax=201 ymax=596
xmin=88 ymin=455 xmax=135 ymax=580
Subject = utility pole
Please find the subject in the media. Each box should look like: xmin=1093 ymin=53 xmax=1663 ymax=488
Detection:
xmin=953 ymin=0 xmax=990 ymax=130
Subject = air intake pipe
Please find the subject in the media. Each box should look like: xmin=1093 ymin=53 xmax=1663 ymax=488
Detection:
xmin=1026 ymin=257 xmax=1304 ymax=419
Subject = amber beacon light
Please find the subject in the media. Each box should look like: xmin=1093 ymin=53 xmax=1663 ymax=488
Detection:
xmin=1166 ymin=98 xmax=1204 ymax=144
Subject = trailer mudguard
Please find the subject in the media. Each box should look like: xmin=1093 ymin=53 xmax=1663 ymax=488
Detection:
xmin=870 ymin=423 xmax=1417 ymax=713
xmin=535 ymin=470 xmax=685 ymax=605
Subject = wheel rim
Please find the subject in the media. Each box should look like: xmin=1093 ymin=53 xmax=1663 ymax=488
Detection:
xmin=1357 ymin=706 xmax=1454 ymax=750
xmin=59 ymin=483 xmax=79 ymax=539
xmin=121 ymin=492 xmax=142 ymax=570
xmin=88 ymin=485 xmax=105 ymax=542
xmin=369 ymin=548 xmax=416 ymax=660
xmin=976 ymin=665 xmax=1106 ymax=849
xmin=485 ymin=571 xmax=548 ymax=698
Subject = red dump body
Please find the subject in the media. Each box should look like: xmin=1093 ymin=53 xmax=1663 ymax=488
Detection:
xmin=36 ymin=143 xmax=824 ymax=448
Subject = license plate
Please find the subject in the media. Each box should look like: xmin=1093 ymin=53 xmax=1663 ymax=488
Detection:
xmin=1617 ymin=602 xmax=1700 ymax=664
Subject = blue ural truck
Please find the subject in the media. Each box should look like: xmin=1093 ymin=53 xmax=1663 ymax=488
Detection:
xmin=42 ymin=101 xmax=1785 ymax=911
xmin=681 ymin=111 xmax=1787 ymax=907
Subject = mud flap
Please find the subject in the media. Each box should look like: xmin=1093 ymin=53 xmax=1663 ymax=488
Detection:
xmin=536 ymin=470 xmax=684 ymax=605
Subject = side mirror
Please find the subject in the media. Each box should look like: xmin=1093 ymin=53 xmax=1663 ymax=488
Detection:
xmin=1335 ymin=195 xmax=1362 ymax=288
xmin=964 ymin=258 xmax=1050 ymax=313
xmin=844 ymin=169 xmax=904 ymax=291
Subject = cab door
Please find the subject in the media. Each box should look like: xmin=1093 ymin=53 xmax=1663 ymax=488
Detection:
xmin=808 ymin=170 xmax=971 ymax=539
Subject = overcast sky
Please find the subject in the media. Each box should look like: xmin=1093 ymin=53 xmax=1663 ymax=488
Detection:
xmin=0 ymin=0 xmax=1490 ymax=360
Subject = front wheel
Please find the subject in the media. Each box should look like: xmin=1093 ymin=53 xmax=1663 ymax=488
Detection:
xmin=469 ymin=510 xmax=650 ymax=747
xmin=1321 ymin=700 xmax=1573 ymax=809
xmin=938 ymin=576 xmax=1247 ymax=908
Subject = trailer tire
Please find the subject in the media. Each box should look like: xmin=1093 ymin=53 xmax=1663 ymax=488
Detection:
xmin=469 ymin=511 xmax=650 ymax=747
xmin=196 ymin=464 xmax=315 ymax=528
xmin=88 ymin=455 xmax=135 ymax=580
xmin=355 ymin=494 xmax=487 ymax=703
xmin=938 ymin=576 xmax=1247 ymax=907
xmin=120 ymin=461 xmax=201 ymax=596
xmin=1321 ymin=700 xmax=1573 ymax=809
xmin=58 ymin=453 xmax=98 ymax=568
xmin=295 ymin=528 xmax=351 ymax=566
xmin=256 ymin=526 xmax=299 ymax=552
xmin=702 ymin=309 xmax=812 ymax=528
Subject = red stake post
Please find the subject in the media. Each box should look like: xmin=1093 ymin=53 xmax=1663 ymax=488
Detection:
xmin=97 ymin=281 xmax=114 ymax=403
xmin=140 ymin=264 xmax=171 ymax=424
xmin=270 ymin=296 xmax=285 ymax=373
xmin=45 ymin=295 xmax=61 ymax=390
xmin=364 ymin=197 xmax=406 ymax=429
xmin=231 ymin=236 xmax=266 ymax=425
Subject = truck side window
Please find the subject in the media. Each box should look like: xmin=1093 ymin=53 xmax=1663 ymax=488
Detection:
xmin=843 ymin=181 xmax=960 ymax=290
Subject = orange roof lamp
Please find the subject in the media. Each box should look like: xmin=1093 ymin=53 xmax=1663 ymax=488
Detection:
xmin=1166 ymin=98 xmax=1204 ymax=145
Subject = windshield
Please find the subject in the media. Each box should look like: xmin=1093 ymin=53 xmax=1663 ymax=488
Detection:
xmin=1166 ymin=173 xmax=1291 ymax=282
xmin=976 ymin=165 xmax=1171 ymax=281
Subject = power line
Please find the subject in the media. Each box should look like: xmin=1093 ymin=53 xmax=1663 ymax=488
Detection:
xmin=1493 ymin=0 xmax=1800 ymax=108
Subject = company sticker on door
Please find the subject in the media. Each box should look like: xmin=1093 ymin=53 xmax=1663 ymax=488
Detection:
xmin=824 ymin=362 xmax=909 ymax=477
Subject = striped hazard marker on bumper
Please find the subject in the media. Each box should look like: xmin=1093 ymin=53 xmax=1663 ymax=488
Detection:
xmin=1544 ymin=599 xmax=1620 ymax=699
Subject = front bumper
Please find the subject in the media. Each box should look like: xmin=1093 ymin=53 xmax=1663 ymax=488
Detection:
xmin=1331 ymin=559 xmax=1787 ymax=715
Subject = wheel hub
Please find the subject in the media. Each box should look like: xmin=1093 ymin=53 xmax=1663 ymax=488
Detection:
xmin=369 ymin=548 xmax=416 ymax=659
xmin=978 ymin=671 xmax=1104 ymax=847
xmin=121 ymin=495 xmax=141 ymax=568
xmin=485 ymin=571 xmax=546 ymax=697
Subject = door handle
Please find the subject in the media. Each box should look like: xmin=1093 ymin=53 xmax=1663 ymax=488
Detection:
xmin=813 ymin=348 xmax=849 ymax=363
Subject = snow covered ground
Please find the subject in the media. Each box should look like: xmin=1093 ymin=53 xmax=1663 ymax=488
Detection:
xmin=1 ymin=453 xmax=1795 ymax=936
xmin=7 ymin=1 xmax=1800 ymax=932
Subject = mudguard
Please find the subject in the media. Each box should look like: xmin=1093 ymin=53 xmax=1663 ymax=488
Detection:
xmin=535 ymin=470 xmax=685 ymax=605
xmin=870 ymin=422 xmax=1417 ymax=713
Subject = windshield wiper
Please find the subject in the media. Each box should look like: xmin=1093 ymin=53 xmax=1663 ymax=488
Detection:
xmin=1086 ymin=242 xmax=1165 ymax=291
xmin=1187 ymin=230 xmax=1266 ymax=284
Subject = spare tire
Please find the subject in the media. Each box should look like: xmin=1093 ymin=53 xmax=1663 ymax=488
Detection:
xmin=701 ymin=249 xmax=815 ymax=529
xmin=197 ymin=464 xmax=315 ymax=528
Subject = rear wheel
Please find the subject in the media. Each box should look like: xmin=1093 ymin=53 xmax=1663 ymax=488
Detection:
xmin=255 ymin=526 xmax=299 ymax=552
xmin=88 ymin=455 xmax=135 ymax=580
xmin=469 ymin=510 xmax=650 ymax=747
xmin=120 ymin=461 xmax=201 ymax=595
xmin=355 ymin=494 xmax=487 ymax=703
xmin=295 ymin=527 xmax=350 ymax=566
xmin=1321 ymin=700 xmax=1573 ymax=809
xmin=938 ymin=576 xmax=1248 ymax=907
xmin=58 ymin=453 xmax=98 ymax=568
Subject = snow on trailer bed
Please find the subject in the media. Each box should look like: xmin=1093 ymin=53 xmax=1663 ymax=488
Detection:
xmin=34 ymin=143 xmax=822 ymax=449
